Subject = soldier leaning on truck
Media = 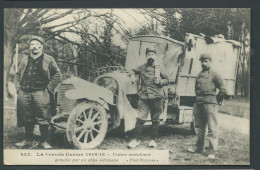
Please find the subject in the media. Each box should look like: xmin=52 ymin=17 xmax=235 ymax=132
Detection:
xmin=127 ymin=47 xmax=169 ymax=148
xmin=14 ymin=36 xmax=62 ymax=149
xmin=187 ymin=53 xmax=229 ymax=159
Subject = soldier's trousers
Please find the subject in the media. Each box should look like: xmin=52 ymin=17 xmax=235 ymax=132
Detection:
xmin=17 ymin=89 xmax=51 ymax=141
xmin=134 ymin=98 xmax=163 ymax=140
xmin=193 ymin=103 xmax=218 ymax=151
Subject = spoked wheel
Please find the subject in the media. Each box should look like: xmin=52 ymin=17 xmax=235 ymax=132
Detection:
xmin=66 ymin=101 xmax=108 ymax=149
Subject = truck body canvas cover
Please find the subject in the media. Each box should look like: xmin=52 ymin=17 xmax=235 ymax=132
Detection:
xmin=125 ymin=35 xmax=184 ymax=82
xmin=178 ymin=33 xmax=241 ymax=96
xmin=125 ymin=35 xmax=240 ymax=97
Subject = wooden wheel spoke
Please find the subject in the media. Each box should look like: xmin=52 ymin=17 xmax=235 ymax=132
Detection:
xmin=74 ymin=126 xmax=84 ymax=133
xmin=88 ymin=108 xmax=93 ymax=120
xmin=93 ymin=120 xmax=102 ymax=125
xmin=82 ymin=111 xmax=87 ymax=121
xmin=90 ymin=131 xmax=94 ymax=140
xmin=84 ymin=131 xmax=90 ymax=143
xmin=92 ymin=127 xmax=100 ymax=133
xmin=91 ymin=112 xmax=100 ymax=121
xmin=76 ymin=119 xmax=84 ymax=124
xmin=76 ymin=129 xmax=86 ymax=140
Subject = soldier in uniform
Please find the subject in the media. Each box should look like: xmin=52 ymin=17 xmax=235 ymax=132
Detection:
xmin=127 ymin=47 xmax=169 ymax=148
xmin=14 ymin=36 xmax=62 ymax=149
xmin=188 ymin=53 xmax=228 ymax=158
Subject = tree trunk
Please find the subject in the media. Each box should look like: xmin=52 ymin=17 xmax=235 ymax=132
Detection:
xmin=71 ymin=45 xmax=78 ymax=77
xmin=4 ymin=40 xmax=15 ymax=100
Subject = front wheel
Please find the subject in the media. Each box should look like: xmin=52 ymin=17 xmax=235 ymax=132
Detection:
xmin=66 ymin=101 xmax=108 ymax=149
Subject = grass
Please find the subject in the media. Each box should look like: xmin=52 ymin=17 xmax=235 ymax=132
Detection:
xmin=3 ymin=96 xmax=250 ymax=165
xmin=218 ymin=97 xmax=250 ymax=119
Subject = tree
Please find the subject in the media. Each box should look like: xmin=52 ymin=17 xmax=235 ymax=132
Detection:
xmin=4 ymin=9 xmax=76 ymax=99
xmin=142 ymin=8 xmax=250 ymax=97
xmin=4 ymin=9 xmax=131 ymax=99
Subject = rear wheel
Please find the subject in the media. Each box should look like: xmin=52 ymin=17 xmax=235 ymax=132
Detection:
xmin=66 ymin=101 xmax=108 ymax=149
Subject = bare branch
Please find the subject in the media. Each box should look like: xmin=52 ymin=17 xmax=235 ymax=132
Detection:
xmin=41 ymin=9 xmax=74 ymax=23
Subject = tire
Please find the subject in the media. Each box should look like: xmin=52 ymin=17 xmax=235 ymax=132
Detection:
xmin=66 ymin=101 xmax=108 ymax=149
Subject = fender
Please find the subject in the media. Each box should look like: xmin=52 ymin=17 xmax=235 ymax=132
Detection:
xmin=64 ymin=76 xmax=115 ymax=110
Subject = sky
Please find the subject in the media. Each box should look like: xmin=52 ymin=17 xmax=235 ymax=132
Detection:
xmin=39 ymin=8 xmax=164 ymax=49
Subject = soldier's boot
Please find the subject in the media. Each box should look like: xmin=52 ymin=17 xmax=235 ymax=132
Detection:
xmin=128 ymin=139 xmax=141 ymax=148
xmin=15 ymin=124 xmax=34 ymax=147
xmin=205 ymin=144 xmax=217 ymax=159
xmin=149 ymin=121 xmax=159 ymax=148
xmin=128 ymin=119 xmax=145 ymax=148
xmin=148 ymin=140 xmax=157 ymax=148
xmin=187 ymin=147 xmax=204 ymax=153
xmin=187 ymin=129 xmax=206 ymax=154
xmin=39 ymin=124 xmax=52 ymax=149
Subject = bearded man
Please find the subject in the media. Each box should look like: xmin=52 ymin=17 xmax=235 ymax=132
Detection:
xmin=128 ymin=47 xmax=169 ymax=148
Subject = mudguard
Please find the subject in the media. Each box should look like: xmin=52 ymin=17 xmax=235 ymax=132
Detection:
xmin=94 ymin=72 xmax=138 ymax=131
xmin=64 ymin=76 xmax=114 ymax=110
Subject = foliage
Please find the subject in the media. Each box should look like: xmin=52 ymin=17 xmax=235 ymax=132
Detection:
xmin=4 ymin=8 xmax=251 ymax=98
xmin=143 ymin=8 xmax=250 ymax=41
xmin=142 ymin=8 xmax=250 ymax=97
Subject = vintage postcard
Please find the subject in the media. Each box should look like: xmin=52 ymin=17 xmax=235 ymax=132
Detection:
xmin=3 ymin=8 xmax=250 ymax=165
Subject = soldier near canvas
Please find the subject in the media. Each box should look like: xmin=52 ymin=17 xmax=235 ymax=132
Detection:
xmin=127 ymin=47 xmax=169 ymax=148
xmin=188 ymin=53 xmax=228 ymax=158
xmin=14 ymin=36 xmax=62 ymax=149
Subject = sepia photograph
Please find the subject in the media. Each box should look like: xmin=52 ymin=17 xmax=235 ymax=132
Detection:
xmin=3 ymin=8 xmax=250 ymax=165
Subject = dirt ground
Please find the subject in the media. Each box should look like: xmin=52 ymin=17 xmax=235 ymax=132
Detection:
xmin=4 ymin=104 xmax=250 ymax=165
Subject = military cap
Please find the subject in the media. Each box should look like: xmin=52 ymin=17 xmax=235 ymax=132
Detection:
xmin=199 ymin=53 xmax=211 ymax=61
xmin=30 ymin=36 xmax=44 ymax=44
xmin=146 ymin=47 xmax=156 ymax=55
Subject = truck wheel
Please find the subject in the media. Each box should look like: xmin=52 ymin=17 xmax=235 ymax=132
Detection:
xmin=66 ymin=101 xmax=108 ymax=149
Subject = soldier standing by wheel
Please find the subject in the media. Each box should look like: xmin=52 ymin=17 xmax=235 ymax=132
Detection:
xmin=187 ymin=53 xmax=228 ymax=159
xmin=127 ymin=47 xmax=169 ymax=148
xmin=14 ymin=36 xmax=62 ymax=149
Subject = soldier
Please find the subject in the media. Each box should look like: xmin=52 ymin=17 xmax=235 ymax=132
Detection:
xmin=187 ymin=53 xmax=228 ymax=158
xmin=14 ymin=36 xmax=62 ymax=149
xmin=127 ymin=47 xmax=169 ymax=148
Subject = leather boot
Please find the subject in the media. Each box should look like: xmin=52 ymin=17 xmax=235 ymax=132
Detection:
xmin=133 ymin=119 xmax=145 ymax=140
xmin=15 ymin=124 xmax=34 ymax=147
xmin=196 ymin=128 xmax=206 ymax=153
xmin=39 ymin=124 xmax=52 ymax=149
xmin=151 ymin=121 xmax=159 ymax=140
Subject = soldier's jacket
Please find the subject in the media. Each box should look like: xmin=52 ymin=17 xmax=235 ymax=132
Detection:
xmin=14 ymin=53 xmax=62 ymax=94
xmin=132 ymin=63 xmax=169 ymax=100
xmin=195 ymin=68 xmax=227 ymax=104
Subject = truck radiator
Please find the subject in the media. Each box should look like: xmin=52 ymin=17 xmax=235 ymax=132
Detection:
xmin=57 ymin=84 xmax=76 ymax=115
